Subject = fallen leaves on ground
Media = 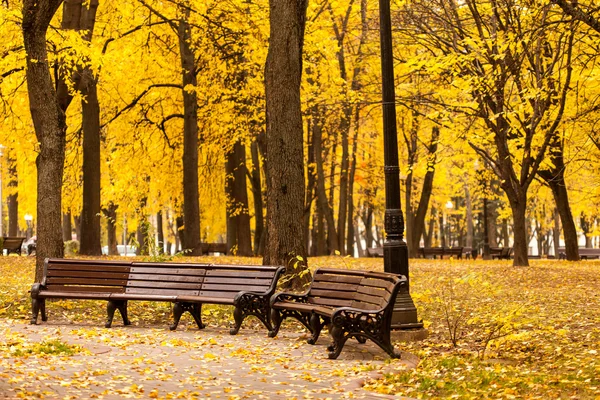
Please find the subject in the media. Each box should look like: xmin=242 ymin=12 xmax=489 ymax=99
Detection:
xmin=0 ymin=256 xmax=599 ymax=399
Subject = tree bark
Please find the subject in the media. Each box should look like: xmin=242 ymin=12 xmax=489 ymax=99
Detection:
xmin=539 ymin=138 xmax=580 ymax=261
xmin=156 ymin=210 xmax=164 ymax=255
xmin=465 ymin=184 xmax=473 ymax=248
xmin=233 ymin=141 xmax=252 ymax=256
xmin=103 ymin=203 xmax=118 ymax=255
xmin=62 ymin=212 xmax=72 ymax=241
xmin=408 ymin=126 xmax=439 ymax=257
xmin=178 ymin=5 xmax=202 ymax=256
xmin=251 ymin=140 xmax=264 ymax=256
xmin=79 ymin=67 xmax=102 ymax=255
xmin=553 ymin=208 xmax=561 ymax=257
xmin=226 ymin=150 xmax=238 ymax=254
xmin=22 ymin=0 xmax=66 ymax=280
xmin=263 ymin=0 xmax=309 ymax=285
xmin=313 ymin=113 xmax=338 ymax=253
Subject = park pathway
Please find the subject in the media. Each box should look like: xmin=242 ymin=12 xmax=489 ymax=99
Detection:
xmin=0 ymin=321 xmax=417 ymax=399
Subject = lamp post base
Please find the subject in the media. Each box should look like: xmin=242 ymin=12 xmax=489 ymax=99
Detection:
xmin=391 ymin=290 xmax=423 ymax=330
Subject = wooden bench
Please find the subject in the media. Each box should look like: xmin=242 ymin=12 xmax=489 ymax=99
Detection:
xmin=269 ymin=268 xmax=405 ymax=359
xmin=201 ymin=243 xmax=227 ymax=255
xmin=558 ymin=247 xmax=600 ymax=260
xmin=490 ymin=247 xmax=513 ymax=260
xmin=30 ymin=258 xmax=284 ymax=334
xmin=419 ymin=247 xmax=464 ymax=259
xmin=2 ymin=236 xmax=26 ymax=255
xmin=366 ymin=247 xmax=383 ymax=257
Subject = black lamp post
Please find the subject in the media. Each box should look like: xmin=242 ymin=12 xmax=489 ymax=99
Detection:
xmin=378 ymin=0 xmax=422 ymax=330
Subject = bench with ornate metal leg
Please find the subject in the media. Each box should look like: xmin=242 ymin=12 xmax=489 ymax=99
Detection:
xmin=270 ymin=268 xmax=406 ymax=359
xmin=31 ymin=258 xmax=283 ymax=335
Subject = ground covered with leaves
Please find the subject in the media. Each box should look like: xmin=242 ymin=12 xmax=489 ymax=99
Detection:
xmin=1 ymin=256 xmax=599 ymax=399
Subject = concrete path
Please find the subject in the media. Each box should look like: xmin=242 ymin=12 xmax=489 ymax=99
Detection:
xmin=0 ymin=321 xmax=418 ymax=399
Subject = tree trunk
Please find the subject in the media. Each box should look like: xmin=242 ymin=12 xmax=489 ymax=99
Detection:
xmin=316 ymin=205 xmax=326 ymax=255
xmin=22 ymin=0 xmax=66 ymax=280
xmin=156 ymin=210 xmax=164 ymax=255
xmin=103 ymin=203 xmax=118 ymax=255
xmin=507 ymin=194 xmax=529 ymax=266
xmin=74 ymin=215 xmax=81 ymax=241
xmin=178 ymin=6 xmax=202 ymax=256
xmin=62 ymin=212 xmax=72 ymax=242
xmin=263 ymin=0 xmax=310 ymax=287
xmin=304 ymin=118 xmax=316 ymax=253
xmin=465 ymin=184 xmax=473 ymax=248
xmin=226 ymin=149 xmax=238 ymax=254
xmin=136 ymin=221 xmax=148 ymax=256
xmin=176 ymin=215 xmax=185 ymax=251
xmin=364 ymin=206 xmax=374 ymax=249
xmin=539 ymin=138 xmax=580 ymax=261
xmin=409 ymin=126 xmax=439 ymax=257
xmin=313 ymin=114 xmax=338 ymax=253
xmin=7 ymin=153 xmax=18 ymax=237
xmin=251 ymin=140 xmax=264 ymax=255
xmin=346 ymin=112 xmax=360 ymax=256
xmin=79 ymin=67 xmax=102 ymax=255
xmin=233 ymin=141 xmax=252 ymax=256
xmin=502 ymin=218 xmax=509 ymax=247
xmin=553 ymin=208 xmax=560 ymax=257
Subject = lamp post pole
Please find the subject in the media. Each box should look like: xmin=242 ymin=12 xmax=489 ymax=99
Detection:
xmin=378 ymin=0 xmax=421 ymax=329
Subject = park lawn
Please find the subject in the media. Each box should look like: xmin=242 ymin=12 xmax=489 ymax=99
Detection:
xmin=1 ymin=255 xmax=599 ymax=399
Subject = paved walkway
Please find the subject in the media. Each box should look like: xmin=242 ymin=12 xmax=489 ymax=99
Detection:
xmin=0 ymin=321 xmax=418 ymax=399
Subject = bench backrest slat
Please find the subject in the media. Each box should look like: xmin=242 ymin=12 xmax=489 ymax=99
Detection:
xmin=3 ymin=237 xmax=25 ymax=250
xmin=305 ymin=268 xmax=404 ymax=312
xmin=44 ymin=259 xmax=132 ymax=293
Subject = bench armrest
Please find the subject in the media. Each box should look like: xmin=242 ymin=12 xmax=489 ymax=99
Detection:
xmin=30 ymin=283 xmax=45 ymax=299
xmin=269 ymin=291 xmax=310 ymax=308
xmin=233 ymin=290 xmax=270 ymax=305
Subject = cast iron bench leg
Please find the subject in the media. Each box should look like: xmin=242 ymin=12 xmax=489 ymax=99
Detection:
xmin=307 ymin=313 xmax=324 ymax=345
xmin=106 ymin=300 xmax=130 ymax=328
xmin=268 ymin=308 xmax=282 ymax=338
xmin=40 ymin=299 xmax=47 ymax=322
xmin=171 ymin=302 xmax=205 ymax=331
xmin=231 ymin=295 xmax=272 ymax=335
xmin=31 ymin=298 xmax=41 ymax=324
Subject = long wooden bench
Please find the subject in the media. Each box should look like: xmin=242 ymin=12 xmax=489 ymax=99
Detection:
xmin=201 ymin=243 xmax=227 ymax=255
xmin=30 ymin=258 xmax=284 ymax=334
xmin=2 ymin=236 xmax=26 ymax=255
xmin=269 ymin=268 xmax=405 ymax=359
xmin=419 ymin=246 xmax=463 ymax=259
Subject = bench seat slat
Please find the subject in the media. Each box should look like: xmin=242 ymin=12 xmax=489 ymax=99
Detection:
xmin=205 ymin=270 xmax=276 ymax=278
xmin=272 ymin=301 xmax=332 ymax=316
xmin=357 ymin=285 xmax=392 ymax=297
xmin=128 ymin=273 xmax=203 ymax=283
xmin=48 ymin=271 xmax=129 ymax=279
xmin=311 ymin=281 xmax=359 ymax=291
xmin=38 ymin=291 xmax=112 ymax=300
xmin=126 ymin=281 xmax=202 ymax=290
xmin=48 ymin=264 xmax=131 ymax=272
xmin=111 ymin=294 xmax=178 ymax=301
xmin=45 ymin=285 xmax=123 ymax=293
xmin=309 ymin=289 xmax=355 ymax=300
xmin=200 ymin=284 xmax=268 ymax=292
xmin=177 ymin=295 xmax=234 ymax=305
xmin=203 ymin=277 xmax=272 ymax=285
xmin=313 ymin=274 xmax=363 ymax=284
xmin=308 ymin=297 xmax=353 ymax=307
xmin=126 ymin=288 xmax=199 ymax=296
xmin=47 ymin=277 xmax=128 ymax=286
xmin=130 ymin=267 xmax=206 ymax=276
xmin=352 ymin=292 xmax=385 ymax=307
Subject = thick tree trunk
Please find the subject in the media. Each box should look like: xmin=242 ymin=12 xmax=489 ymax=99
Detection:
xmin=103 ymin=203 xmax=118 ymax=255
xmin=176 ymin=215 xmax=185 ymax=251
xmin=79 ymin=67 xmax=102 ymax=255
xmin=313 ymin=114 xmax=338 ymax=253
xmin=74 ymin=215 xmax=81 ymax=241
xmin=251 ymin=141 xmax=264 ymax=256
xmin=22 ymin=0 xmax=66 ymax=280
xmin=7 ymin=154 xmax=18 ymax=237
xmin=156 ymin=210 xmax=164 ymax=255
xmin=263 ymin=0 xmax=309 ymax=285
xmin=233 ymin=141 xmax=252 ymax=256
xmin=62 ymin=212 xmax=72 ymax=241
xmin=136 ymin=221 xmax=148 ymax=256
xmin=502 ymin=218 xmax=509 ymax=247
xmin=178 ymin=7 xmax=202 ymax=256
xmin=508 ymin=196 xmax=529 ymax=266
